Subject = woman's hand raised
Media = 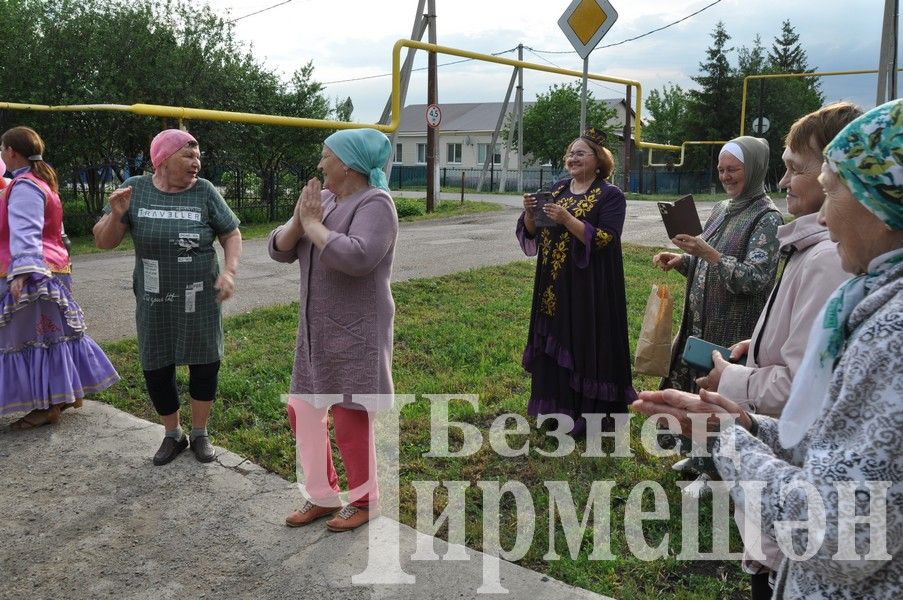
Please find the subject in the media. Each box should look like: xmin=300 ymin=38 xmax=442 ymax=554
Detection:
xmin=298 ymin=178 xmax=323 ymax=228
xmin=108 ymin=186 xmax=132 ymax=218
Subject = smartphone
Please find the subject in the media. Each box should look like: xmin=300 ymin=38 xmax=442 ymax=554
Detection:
xmin=682 ymin=336 xmax=733 ymax=371
xmin=531 ymin=191 xmax=556 ymax=228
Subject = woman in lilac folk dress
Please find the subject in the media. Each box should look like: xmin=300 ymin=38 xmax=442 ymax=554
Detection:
xmin=0 ymin=126 xmax=119 ymax=429
xmin=517 ymin=127 xmax=636 ymax=436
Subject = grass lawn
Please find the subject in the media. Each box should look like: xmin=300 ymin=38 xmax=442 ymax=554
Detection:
xmin=93 ymin=244 xmax=747 ymax=599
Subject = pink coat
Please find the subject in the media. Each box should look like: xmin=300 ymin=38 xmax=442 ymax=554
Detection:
xmin=717 ymin=212 xmax=849 ymax=417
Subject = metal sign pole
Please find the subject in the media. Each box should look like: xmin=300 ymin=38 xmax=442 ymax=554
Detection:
xmin=877 ymin=0 xmax=899 ymax=103
xmin=580 ymin=56 xmax=589 ymax=133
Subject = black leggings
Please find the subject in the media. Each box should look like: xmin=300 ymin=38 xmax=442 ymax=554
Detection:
xmin=143 ymin=361 xmax=221 ymax=416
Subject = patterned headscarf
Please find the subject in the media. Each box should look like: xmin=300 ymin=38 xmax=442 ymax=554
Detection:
xmin=324 ymin=128 xmax=391 ymax=192
xmin=824 ymin=99 xmax=903 ymax=230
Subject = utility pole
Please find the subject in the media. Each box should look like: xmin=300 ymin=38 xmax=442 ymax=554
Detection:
xmin=516 ymin=44 xmax=524 ymax=193
xmin=381 ymin=0 xmax=428 ymax=182
xmin=425 ymin=0 xmax=438 ymax=213
xmin=476 ymin=66 xmax=517 ymax=192
xmin=579 ymin=56 xmax=589 ymax=132
xmin=622 ymin=88 xmax=631 ymax=192
xmin=877 ymin=0 xmax=899 ymax=104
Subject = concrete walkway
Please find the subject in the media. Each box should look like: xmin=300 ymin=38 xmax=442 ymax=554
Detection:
xmin=0 ymin=402 xmax=605 ymax=599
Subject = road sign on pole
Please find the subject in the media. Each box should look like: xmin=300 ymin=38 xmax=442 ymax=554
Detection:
xmin=559 ymin=0 xmax=619 ymax=131
xmin=426 ymin=104 xmax=442 ymax=128
xmin=558 ymin=0 xmax=619 ymax=59
xmin=751 ymin=117 xmax=770 ymax=134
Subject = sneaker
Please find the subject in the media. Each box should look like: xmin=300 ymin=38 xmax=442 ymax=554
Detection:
xmin=285 ymin=500 xmax=341 ymax=527
xmin=190 ymin=435 xmax=216 ymax=463
xmin=153 ymin=435 xmax=188 ymax=466
xmin=326 ymin=505 xmax=379 ymax=532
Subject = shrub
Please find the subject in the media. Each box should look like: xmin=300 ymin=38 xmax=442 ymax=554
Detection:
xmin=394 ymin=198 xmax=425 ymax=218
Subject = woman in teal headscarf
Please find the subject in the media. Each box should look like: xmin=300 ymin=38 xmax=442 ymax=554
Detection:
xmin=268 ymin=128 xmax=398 ymax=533
xmin=634 ymin=99 xmax=903 ymax=599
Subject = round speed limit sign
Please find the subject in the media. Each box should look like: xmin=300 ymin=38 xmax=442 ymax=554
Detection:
xmin=426 ymin=104 xmax=442 ymax=128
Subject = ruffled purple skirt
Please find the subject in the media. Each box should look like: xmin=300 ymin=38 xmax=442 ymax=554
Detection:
xmin=0 ymin=273 xmax=119 ymax=415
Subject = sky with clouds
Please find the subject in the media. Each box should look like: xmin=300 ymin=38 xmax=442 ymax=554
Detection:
xmin=208 ymin=0 xmax=892 ymax=127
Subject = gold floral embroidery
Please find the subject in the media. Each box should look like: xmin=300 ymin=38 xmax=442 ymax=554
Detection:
xmin=539 ymin=228 xmax=551 ymax=265
xmin=541 ymin=285 xmax=556 ymax=316
xmin=593 ymin=228 xmax=613 ymax=248
xmin=550 ymin=234 xmax=569 ymax=281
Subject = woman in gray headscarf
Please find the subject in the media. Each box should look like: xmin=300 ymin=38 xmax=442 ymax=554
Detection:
xmin=653 ymin=136 xmax=783 ymax=393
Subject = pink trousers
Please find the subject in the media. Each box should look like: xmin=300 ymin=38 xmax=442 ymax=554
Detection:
xmin=287 ymin=398 xmax=378 ymax=509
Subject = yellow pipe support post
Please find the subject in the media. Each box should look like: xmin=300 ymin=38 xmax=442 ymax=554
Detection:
xmin=392 ymin=40 xmax=706 ymax=166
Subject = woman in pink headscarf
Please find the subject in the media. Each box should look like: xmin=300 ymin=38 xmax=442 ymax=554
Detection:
xmin=93 ymin=129 xmax=242 ymax=466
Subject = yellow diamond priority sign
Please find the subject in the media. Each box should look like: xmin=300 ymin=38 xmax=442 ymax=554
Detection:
xmin=558 ymin=0 xmax=618 ymax=59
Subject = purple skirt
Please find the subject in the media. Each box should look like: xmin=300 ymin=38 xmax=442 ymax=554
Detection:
xmin=0 ymin=273 xmax=119 ymax=415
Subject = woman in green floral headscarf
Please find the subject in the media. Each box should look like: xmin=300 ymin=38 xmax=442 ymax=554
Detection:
xmin=635 ymin=99 xmax=903 ymax=599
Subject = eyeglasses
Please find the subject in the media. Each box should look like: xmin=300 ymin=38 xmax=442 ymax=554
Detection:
xmin=567 ymin=150 xmax=590 ymax=158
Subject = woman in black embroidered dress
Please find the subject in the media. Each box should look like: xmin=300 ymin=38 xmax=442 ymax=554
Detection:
xmin=516 ymin=128 xmax=636 ymax=436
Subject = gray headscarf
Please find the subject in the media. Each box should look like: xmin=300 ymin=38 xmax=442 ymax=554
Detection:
xmin=720 ymin=135 xmax=769 ymax=215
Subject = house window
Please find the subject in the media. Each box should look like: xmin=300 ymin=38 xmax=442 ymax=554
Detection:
xmin=446 ymin=143 xmax=463 ymax=164
xmin=417 ymin=143 xmax=426 ymax=164
xmin=394 ymin=143 xmax=403 ymax=164
xmin=477 ymin=143 xmax=502 ymax=165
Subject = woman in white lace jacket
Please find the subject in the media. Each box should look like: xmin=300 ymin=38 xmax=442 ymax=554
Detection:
xmin=635 ymin=99 xmax=903 ymax=599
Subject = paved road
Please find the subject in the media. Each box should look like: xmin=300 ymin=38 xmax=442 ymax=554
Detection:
xmin=78 ymin=192 xmax=783 ymax=343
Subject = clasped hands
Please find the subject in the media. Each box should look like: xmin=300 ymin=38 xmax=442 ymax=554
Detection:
xmin=294 ymin=177 xmax=324 ymax=229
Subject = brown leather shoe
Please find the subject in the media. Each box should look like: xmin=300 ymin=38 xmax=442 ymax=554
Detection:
xmin=285 ymin=500 xmax=340 ymax=527
xmin=59 ymin=398 xmax=83 ymax=413
xmin=326 ymin=505 xmax=378 ymax=532
xmin=10 ymin=405 xmax=61 ymax=431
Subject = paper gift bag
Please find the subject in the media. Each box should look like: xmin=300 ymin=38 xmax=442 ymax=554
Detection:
xmin=634 ymin=284 xmax=673 ymax=377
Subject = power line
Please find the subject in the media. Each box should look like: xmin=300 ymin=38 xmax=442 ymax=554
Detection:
xmin=529 ymin=0 xmax=723 ymax=54
xmin=230 ymin=0 xmax=296 ymax=23
xmin=322 ymin=47 xmax=519 ymax=86
xmin=524 ymin=47 xmax=624 ymax=96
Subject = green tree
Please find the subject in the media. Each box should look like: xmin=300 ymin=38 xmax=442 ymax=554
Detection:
xmin=756 ymin=20 xmax=824 ymax=182
xmin=643 ymin=83 xmax=690 ymax=146
xmin=334 ymin=97 xmax=354 ymax=122
xmin=0 ymin=0 xmax=335 ymax=219
xmin=512 ymin=83 xmax=617 ymax=169
xmin=685 ymin=21 xmax=739 ymax=149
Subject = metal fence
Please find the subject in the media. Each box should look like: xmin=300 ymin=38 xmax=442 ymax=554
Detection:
xmin=60 ymin=162 xmax=318 ymax=235
xmin=388 ymin=165 xmax=570 ymax=193
xmin=57 ymin=160 xmax=721 ymax=235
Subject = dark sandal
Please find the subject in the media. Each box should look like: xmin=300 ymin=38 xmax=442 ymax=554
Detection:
xmin=10 ymin=406 xmax=61 ymax=431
